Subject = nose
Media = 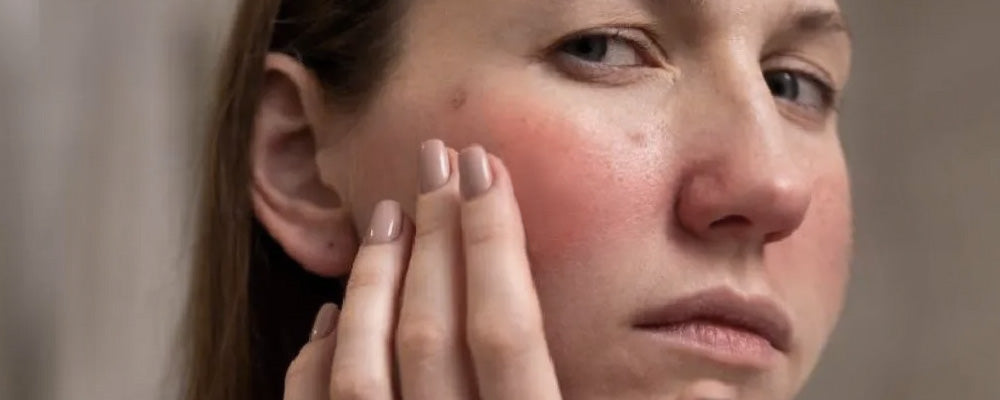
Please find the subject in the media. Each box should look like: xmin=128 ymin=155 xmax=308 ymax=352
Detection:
xmin=674 ymin=65 xmax=812 ymax=247
xmin=676 ymin=159 xmax=811 ymax=245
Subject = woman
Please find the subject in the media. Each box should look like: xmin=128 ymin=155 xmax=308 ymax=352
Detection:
xmin=182 ymin=0 xmax=853 ymax=398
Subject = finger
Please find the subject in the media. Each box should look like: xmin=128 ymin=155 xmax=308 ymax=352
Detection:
xmin=329 ymin=200 xmax=412 ymax=400
xmin=284 ymin=303 xmax=340 ymax=400
xmin=396 ymin=140 xmax=476 ymax=400
xmin=459 ymin=146 xmax=561 ymax=400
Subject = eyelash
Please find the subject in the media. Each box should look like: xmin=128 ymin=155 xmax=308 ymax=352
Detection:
xmin=765 ymin=68 xmax=840 ymax=114
xmin=548 ymin=27 xmax=665 ymax=81
xmin=548 ymin=28 xmax=841 ymax=116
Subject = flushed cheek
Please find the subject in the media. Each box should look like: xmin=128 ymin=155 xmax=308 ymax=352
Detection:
xmin=455 ymin=94 xmax=668 ymax=267
xmin=767 ymin=171 xmax=852 ymax=347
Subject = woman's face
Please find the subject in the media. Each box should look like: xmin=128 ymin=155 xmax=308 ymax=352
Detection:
xmin=317 ymin=0 xmax=852 ymax=398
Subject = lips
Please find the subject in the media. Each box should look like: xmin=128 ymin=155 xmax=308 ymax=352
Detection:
xmin=633 ymin=287 xmax=792 ymax=354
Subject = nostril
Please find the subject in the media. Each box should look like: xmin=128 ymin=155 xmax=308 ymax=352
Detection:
xmin=709 ymin=215 xmax=751 ymax=230
xmin=763 ymin=229 xmax=794 ymax=243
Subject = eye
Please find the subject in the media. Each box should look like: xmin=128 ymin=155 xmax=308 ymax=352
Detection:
xmin=764 ymin=70 xmax=834 ymax=111
xmin=549 ymin=28 xmax=667 ymax=84
xmin=557 ymin=32 xmax=644 ymax=67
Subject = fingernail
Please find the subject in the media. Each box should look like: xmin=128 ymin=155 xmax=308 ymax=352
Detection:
xmin=419 ymin=139 xmax=450 ymax=193
xmin=310 ymin=303 xmax=340 ymax=341
xmin=366 ymin=200 xmax=403 ymax=244
xmin=459 ymin=145 xmax=493 ymax=199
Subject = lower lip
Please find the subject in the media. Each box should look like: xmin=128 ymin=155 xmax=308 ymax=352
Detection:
xmin=638 ymin=320 xmax=780 ymax=368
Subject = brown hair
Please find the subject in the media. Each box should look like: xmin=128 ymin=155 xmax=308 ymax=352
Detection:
xmin=182 ymin=1 xmax=402 ymax=399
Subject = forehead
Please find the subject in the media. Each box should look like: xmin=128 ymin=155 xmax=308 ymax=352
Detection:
xmin=407 ymin=0 xmax=847 ymax=45
xmin=417 ymin=0 xmax=842 ymax=21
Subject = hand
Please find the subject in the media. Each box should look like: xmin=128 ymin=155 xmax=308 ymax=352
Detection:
xmin=283 ymin=140 xmax=562 ymax=400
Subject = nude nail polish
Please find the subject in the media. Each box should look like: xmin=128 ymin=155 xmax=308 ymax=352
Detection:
xmin=420 ymin=139 xmax=450 ymax=193
xmin=459 ymin=145 xmax=493 ymax=199
xmin=366 ymin=200 xmax=402 ymax=244
xmin=310 ymin=303 xmax=339 ymax=341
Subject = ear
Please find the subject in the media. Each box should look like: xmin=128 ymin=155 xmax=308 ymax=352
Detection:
xmin=251 ymin=53 xmax=358 ymax=277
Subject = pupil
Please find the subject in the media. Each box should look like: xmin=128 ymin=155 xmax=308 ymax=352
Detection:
xmin=570 ymin=36 xmax=608 ymax=62
xmin=766 ymin=71 xmax=799 ymax=100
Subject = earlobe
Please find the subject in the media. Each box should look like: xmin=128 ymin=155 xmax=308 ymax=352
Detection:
xmin=252 ymin=189 xmax=358 ymax=277
xmin=250 ymin=53 xmax=358 ymax=277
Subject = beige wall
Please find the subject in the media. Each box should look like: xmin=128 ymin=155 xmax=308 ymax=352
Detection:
xmin=4 ymin=1 xmax=235 ymax=399
xmin=2 ymin=0 xmax=997 ymax=399
xmin=3 ymin=0 xmax=42 ymax=398
xmin=802 ymin=1 xmax=1000 ymax=398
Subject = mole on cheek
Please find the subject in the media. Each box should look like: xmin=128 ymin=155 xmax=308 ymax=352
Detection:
xmin=448 ymin=86 xmax=468 ymax=111
xmin=627 ymin=131 xmax=649 ymax=148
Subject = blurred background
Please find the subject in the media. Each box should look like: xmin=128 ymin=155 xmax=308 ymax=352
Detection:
xmin=2 ymin=0 xmax=998 ymax=399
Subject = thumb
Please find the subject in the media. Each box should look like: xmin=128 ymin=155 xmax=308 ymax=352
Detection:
xmin=284 ymin=303 xmax=340 ymax=400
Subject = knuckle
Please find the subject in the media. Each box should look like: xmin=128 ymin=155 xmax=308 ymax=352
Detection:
xmin=329 ymin=369 xmax=382 ymax=400
xmin=462 ymin=218 xmax=506 ymax=248
xmin=345 ymin=265 xmax=383 ymax=292
xmin=414 ymin=210 xmax=457 ymax=241
xmin=467 ymin=314 xmax=540 ymax=361
xmin=283 ymin=349 xmax=311 ymax=388
xmin=396 ymin=320 xmax=449 ymax=361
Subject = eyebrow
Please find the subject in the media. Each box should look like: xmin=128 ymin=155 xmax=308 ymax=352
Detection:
xmin=637 ymin=1 xmax=853 ymax=41
xmin=786 ymin=8 xmax=852 ymax=42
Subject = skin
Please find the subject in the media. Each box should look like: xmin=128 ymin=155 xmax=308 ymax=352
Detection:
xmin=251 ymin=0 xmax=853 ymax=399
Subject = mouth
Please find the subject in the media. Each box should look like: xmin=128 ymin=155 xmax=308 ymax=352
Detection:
xmin=633 ymin=287 xmax=792 ymax=368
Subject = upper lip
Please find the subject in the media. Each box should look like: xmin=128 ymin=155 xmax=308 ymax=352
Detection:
xmin=633 ymin=287 xmax=793 ymax=352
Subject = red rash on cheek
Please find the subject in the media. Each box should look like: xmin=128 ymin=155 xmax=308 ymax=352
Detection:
xmin=453 ymin=93 xmax=664 ymax=268
xmin=764 ymin=170 xmax=852 ymax=333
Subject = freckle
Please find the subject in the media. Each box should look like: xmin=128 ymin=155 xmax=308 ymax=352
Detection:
xmin=628 ymin=131 xmax=648 ymax=147
xmin=449 ymin=87 xmax=467 ymax=110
